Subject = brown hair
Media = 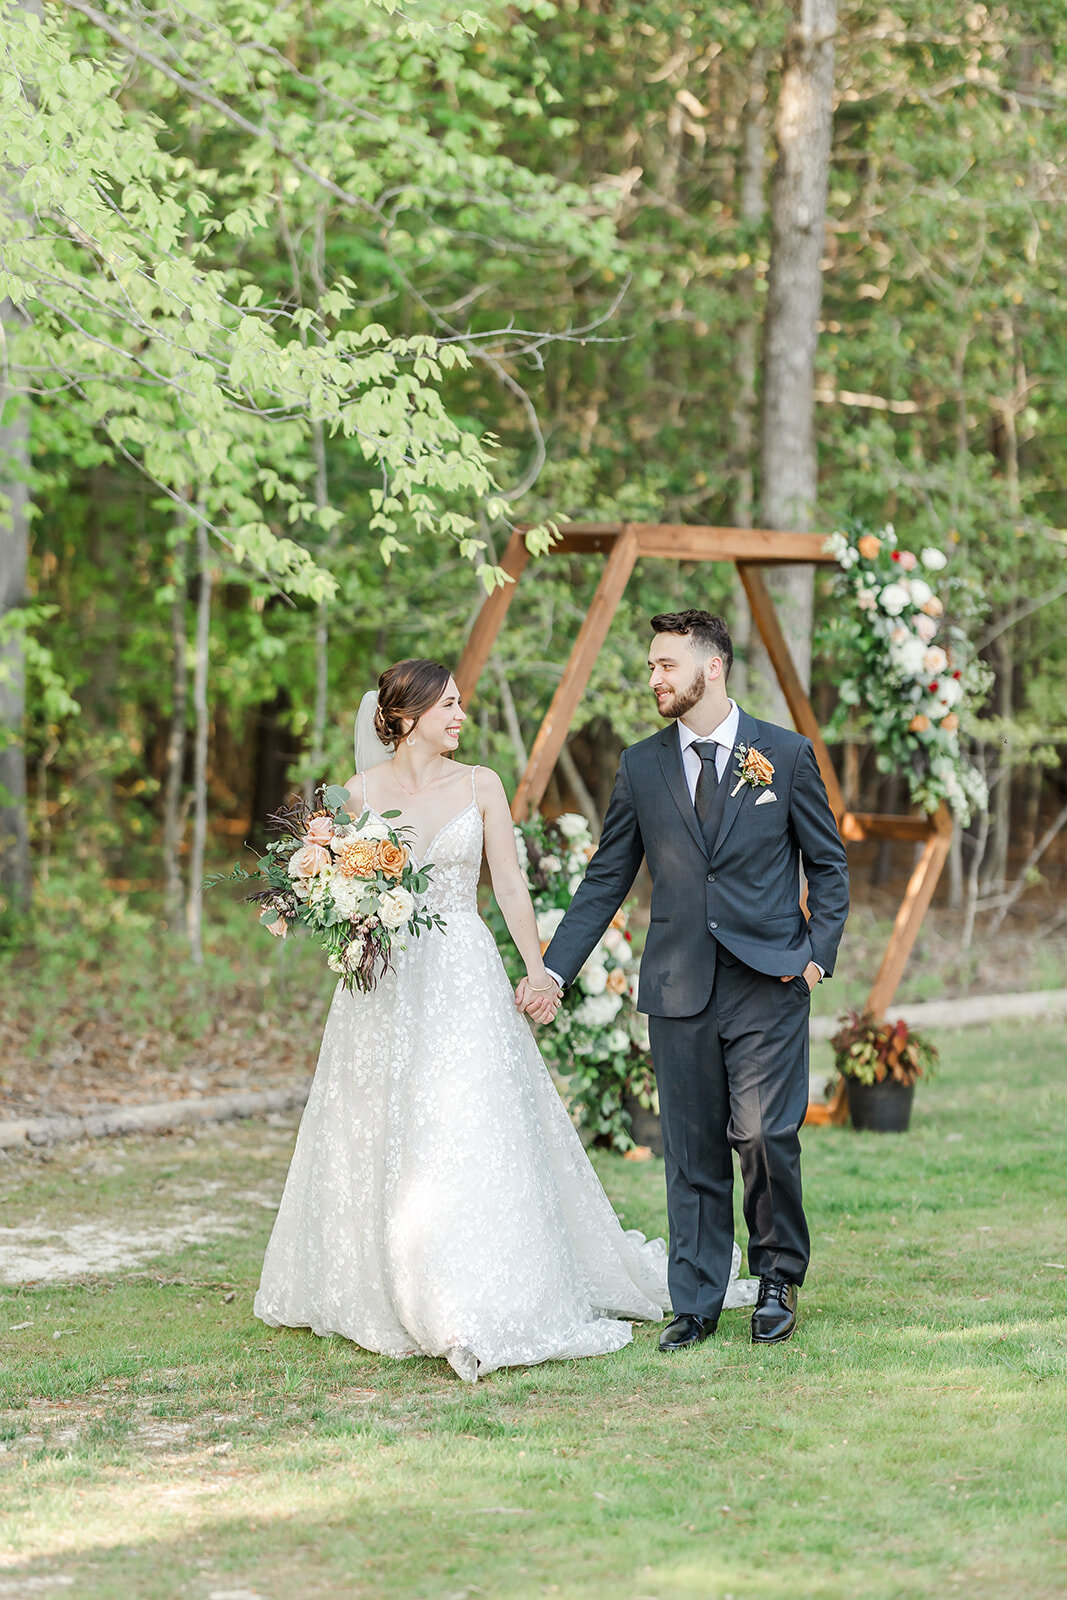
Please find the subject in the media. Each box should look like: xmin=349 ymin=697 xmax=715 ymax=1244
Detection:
xmin=650 ymin=610 xmax=734 ymax=679
xmin=375 ymin=659 xmax=452 ymax=747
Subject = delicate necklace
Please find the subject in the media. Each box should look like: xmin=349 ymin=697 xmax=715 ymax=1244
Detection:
xmin=391 ymin=758 xmax=447 ymax=797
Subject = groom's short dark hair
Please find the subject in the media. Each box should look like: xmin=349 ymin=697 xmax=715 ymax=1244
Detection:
xmin=650 ymin=610 xmax=733 ymax=678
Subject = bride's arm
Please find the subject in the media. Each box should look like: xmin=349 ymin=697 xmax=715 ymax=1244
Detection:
xmin=478 ymin=768 xmax=554 ymax=995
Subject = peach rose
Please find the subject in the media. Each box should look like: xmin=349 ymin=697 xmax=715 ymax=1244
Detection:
xmin=897 ymin=549 xmax=918 ymax=571
xmin=288 ymin=842 xmax=331 ymax=879
xmin=857 ymin=534 xmax=882 ymax=560
xmin=921 ymin=596 xmax=944 ymax=618
xmin=940 ymin=713 xmax=959 ymax=733
xmin=260 ymin=907 xmax=288 ymax=938
xmin=743 ymin=748 xmax=775 ymax=785
xmin=909 ymin=714 xmax=930 ymax=734
xmin=333 ymin=839 xmax=379 ymax=878
xmin=377 ymin=839 xmax=408 ymax=879
xmin=606 ymin=968 xmax=628 ymax=995
xmin=305 ymin=815 xmax=335 ymax=846
xmin=610 ymin=909 xmax=629 ymax=932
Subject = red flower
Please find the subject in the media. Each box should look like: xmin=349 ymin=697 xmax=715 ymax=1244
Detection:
xmin=928 ymin=681 xmax=939 ymax=692
xmin=624 ymin=931 xmax=633 ymax=942
xmin=953 ymin=670 xmax=962 ymax=679
xmin=890 ymin=550 xmax=901 ymax=561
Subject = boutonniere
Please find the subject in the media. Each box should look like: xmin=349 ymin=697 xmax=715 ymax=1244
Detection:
xmin=730 ymin=744 xmax=775 ymax=797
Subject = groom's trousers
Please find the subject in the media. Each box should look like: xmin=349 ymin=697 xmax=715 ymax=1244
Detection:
xmin=648 ymin=948 xmax=811 ymax=1321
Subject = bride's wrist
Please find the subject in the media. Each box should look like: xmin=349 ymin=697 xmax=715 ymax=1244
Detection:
xmin=525 ymin=967 xmax=556 ymax=992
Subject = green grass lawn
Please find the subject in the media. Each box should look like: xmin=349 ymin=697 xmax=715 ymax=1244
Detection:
xmin=1 ymin=1021 xmax=1065 ymax=1599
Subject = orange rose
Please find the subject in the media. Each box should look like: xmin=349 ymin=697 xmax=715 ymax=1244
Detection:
xmin=610 ymin=909 xmax=629 ymax=931
xmin=940 ymin=713 xmax=959 ymax=733
xmin=922 ymin=597 xmax=944 ymax=617
xmin=333 ymin=839 xmax=379 ymax=878
xmin=377 ymin=839 xmax=408 ymax=879
xmin=857 ymin=534 xmax=882 ymax=560
xmin=909 ymin=714 xmax=930 ymax=733
xmin=606 ymin=968 xmax=628 ymax=995
xmin=305 ymin=814 xmax=335 ymax=846
xmin=743 ymin=748 xmax=775 ymax=785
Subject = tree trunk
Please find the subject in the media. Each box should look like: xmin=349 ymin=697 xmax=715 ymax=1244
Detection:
xmin=727 ymin=43 xmax=770 ymax=703
xmin=163 ymin=518 xmax=189 ymax=929
xmin=750 ymin=0 xmax=837 ymax=720
xmin=185 ymin=515 xmax=212 ymax=964
xmin=306 ymin=413 xmax=330 ymax=803
xmin=0 ymin=297 xmax=31 ymax=914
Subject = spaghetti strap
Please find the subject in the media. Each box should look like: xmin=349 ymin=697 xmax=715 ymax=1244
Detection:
xmin=360 ymin=772 xmax=368 ymax=810
xmin=469 ymin=764 xmax=479 ymax=801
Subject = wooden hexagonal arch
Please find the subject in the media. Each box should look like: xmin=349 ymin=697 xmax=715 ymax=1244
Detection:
xmin=455 ymin=522 xmax=953 ymax=1125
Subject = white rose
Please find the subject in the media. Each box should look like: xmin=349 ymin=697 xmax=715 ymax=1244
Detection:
xmin=879 ymin=583 xmax=910 ymax=617
xmin=379 ymin=886 xmax=415 ymax=929
xmin=601 ymin=926 xmax=627 ymax=957
xmin=914 ymin=612 xmax=939 ymax=644
xmin=540 ymin=853 xmax=562 ymax=875
xmin=938 ymin=677 xmax=963 ymax=707
xmin=353 ymin=816 xmax=391 ymax=842
xmin=580 ymin=964 xmax=609 ymax=996
xmin=513 ymin=828 xmax=529 ymax=871
xmin=857 ymin=588 xmax=877 ymax=612
xmin=556 ymin=813 xmax=590 ymax=840
xmin=923 ymin=647 xmax=948 ymax=675
xmin=574 ymin=991 xmax=623 ymax=1027
xmin=327 ymin=951 xmax=345 ymax=974
xmin=921 ymin=547 xmax=948 ymax=571
xmin=908 ymin=577 xmax=933 ymax=608
xmin=607 ymin=1027 xmax=629 ymax=1053
xmin=568 ymin=873 xmax=583 ymax=895
xmin=536 ymin=906 xmax=566 ymax=942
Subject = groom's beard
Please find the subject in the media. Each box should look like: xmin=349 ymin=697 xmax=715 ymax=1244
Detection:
xmin=654 ymin=667 xmax=707 ymax=722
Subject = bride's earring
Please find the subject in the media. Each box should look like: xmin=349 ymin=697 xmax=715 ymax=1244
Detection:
xmin=406 ymin=732 xmax=416 ymax=746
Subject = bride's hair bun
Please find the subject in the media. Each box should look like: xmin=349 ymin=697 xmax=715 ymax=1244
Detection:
xmin=376 ymin=659 xmax=451 ymax=747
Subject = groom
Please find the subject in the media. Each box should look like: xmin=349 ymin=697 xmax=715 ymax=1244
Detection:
xmin=518 ymin=611 xmax=849 ymax=1348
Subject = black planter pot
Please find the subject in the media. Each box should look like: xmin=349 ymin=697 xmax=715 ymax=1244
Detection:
xmin=845 ymin=1077 xmax=915 ymax=1133
xmin=622 ymin=1094 xmax=663 ymax=1156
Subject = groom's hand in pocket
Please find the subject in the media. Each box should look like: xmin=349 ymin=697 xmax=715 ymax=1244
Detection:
xmin=780 ymin=961 xmax=821 ymax=994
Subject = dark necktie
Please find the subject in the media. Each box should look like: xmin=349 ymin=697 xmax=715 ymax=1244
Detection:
xmin=694 ymin=743 xmax=722 ymax=850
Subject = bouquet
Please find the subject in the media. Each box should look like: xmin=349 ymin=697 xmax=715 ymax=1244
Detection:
xmin=211 ymin=784 xmax=444 ymax=991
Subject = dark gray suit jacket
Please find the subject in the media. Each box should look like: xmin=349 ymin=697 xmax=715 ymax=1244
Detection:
xmin=543 ymin=709 xmax=850 ymax=1019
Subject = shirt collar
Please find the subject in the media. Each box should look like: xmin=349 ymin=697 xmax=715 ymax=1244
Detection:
xmin=678 ymin=699 xmax=739 ymax=753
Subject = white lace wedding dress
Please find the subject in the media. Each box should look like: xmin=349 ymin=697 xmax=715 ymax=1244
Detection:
xmin=254 ymin=766 xmax=748 ymax=1382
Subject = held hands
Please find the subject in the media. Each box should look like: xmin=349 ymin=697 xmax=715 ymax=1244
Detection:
xmin=515 ymin=973 xmax=562 ymax=1025
xmin=781 ymin=960 xmax=822 ymax=994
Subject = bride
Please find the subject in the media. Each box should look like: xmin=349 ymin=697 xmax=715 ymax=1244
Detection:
xmin=254 ymin=658 xmax=748 ymax=1382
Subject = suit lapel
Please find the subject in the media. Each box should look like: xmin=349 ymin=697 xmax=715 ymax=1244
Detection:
xmin=712 ymin=708 xmax=762 ymax=859
xmin=656 ymin=727 xmax=708 ymax=859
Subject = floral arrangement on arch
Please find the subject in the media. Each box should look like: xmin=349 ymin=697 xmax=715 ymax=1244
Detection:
xmin=209 ymin=784 xmax=443 ymax=992
xmin=494 ymin=812 xmax=654 ymax=1152
xmin=821 ymin=522 xmax=990 ymax=823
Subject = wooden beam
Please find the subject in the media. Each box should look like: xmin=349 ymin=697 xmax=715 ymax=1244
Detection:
xmin=736 ymin=563 xmax=847 ymax=819
xmin=453 ymin=527 xmax=530 ymax=707
xmin=865 ymin=802 xmax=953 ymax=1020
xmin=840 ymin=812 xmax=938 ymax=843
xmin=511 ymin=526 xmax=640 ymax=820
xmin=523 ymin=523 xmax=836 ymax=563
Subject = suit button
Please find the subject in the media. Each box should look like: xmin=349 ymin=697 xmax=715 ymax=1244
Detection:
xmin=709 ymin=920 xmax=718 ymax=931
xmin=707 ymin=873 xmax=715 ymax=882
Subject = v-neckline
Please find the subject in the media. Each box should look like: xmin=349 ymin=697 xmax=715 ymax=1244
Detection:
xmin=363 ymin=798 xmax=478 ymax=868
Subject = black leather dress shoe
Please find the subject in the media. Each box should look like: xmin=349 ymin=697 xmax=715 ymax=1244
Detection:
xmin=751 ymin=1277 xmax=798 ymax=1343
xmin=658 ymin=1313 xmax=716 ymax=1351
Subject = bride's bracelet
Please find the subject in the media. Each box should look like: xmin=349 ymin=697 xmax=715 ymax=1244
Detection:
xmin=525 ymin=979 xmax=559 ymax=993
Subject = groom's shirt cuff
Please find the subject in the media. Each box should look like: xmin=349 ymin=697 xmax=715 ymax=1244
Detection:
xmin=545 ymin=968 xmax=565 ymax=989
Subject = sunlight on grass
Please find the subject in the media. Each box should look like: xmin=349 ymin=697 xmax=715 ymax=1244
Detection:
xmin=1 ymin=1021 xmax=1064 ymax=1599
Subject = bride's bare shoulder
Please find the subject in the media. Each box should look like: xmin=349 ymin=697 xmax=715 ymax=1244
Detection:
xmin=336 ymin=774 xmax=362 ymax=815
xmin=469 ymin=764 xmax=507 ymax=806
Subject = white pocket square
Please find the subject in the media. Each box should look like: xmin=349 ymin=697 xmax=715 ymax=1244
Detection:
xmin=754 ymin=790 xmax=778 ymax=806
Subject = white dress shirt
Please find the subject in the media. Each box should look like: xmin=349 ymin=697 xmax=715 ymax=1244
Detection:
xmin=677 ymin=700 xmax=740 ymax=800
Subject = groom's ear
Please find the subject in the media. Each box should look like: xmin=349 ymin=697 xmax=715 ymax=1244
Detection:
xmin=707 ymin=653 xmax=725 ymax=683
